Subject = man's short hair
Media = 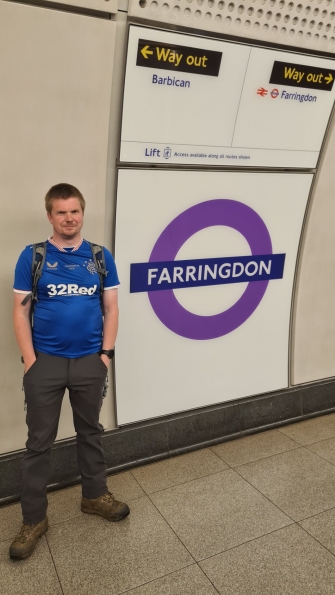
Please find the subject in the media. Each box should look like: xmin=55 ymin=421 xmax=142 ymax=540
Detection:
xmin=45 ymin=183 xmax=86 ymax=214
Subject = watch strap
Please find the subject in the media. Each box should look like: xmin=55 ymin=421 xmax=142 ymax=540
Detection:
xmin=99 ymin=349 xmax=115 ymax=359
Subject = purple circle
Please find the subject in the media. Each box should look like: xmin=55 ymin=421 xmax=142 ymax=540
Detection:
xmin=148 ymin=199 xmax=272 ymax=340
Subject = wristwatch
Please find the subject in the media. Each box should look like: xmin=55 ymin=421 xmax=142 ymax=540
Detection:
xmin=99 ymin=349 xmax=115 ymax=359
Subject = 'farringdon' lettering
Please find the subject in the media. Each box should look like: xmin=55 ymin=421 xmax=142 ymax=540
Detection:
xmin=130 ymin=254 xmax=285 ymax=293
xmin=47 ymin=284 xmax=97 ymax=296
xmin=148 ymin=260 xmax=272 ymax=285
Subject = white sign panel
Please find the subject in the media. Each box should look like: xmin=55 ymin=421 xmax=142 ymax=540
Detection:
xmin=114 ymin=170 xmax=313 ymax=425
xmin=120 ymin=26 xmax=335 ymax=169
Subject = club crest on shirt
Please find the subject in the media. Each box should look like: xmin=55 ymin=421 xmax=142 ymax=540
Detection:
xmin=84 ymin=260 xmax=97 ymax=275
xmin=47 ymin=261 xmax=58 ymax=270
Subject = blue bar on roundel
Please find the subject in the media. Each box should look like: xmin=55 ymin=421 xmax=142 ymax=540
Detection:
xmin=130 ymin=253 xmax=286 ymax=293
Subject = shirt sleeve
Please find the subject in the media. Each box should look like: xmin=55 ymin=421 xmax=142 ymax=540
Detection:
xmin=13 ymin=246 xmax=33 ymax=294
xmin=103 ymin=248 xmax=120 ymax=290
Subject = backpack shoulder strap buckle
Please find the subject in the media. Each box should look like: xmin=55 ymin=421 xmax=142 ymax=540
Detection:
xmin=22 ymin=241 xmax=47 ymax=324
xmin=89 ymin=243 xmax=107 ymax=315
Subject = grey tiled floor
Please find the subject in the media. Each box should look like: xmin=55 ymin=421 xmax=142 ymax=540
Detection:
xmin=3 ymin=414 xmax=335 ymax=594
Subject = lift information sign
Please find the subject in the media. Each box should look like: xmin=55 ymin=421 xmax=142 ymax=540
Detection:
xmin=121 ymin=26 xmax=335 ymax=168
xmin=136 ymin=39 xmax=222 ymax=77
xmin=270 ymin=61 xmax=335 ymax=91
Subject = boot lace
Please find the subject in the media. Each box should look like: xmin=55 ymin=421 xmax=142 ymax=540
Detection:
xmin=16 ymin=523 xmax=40 ymax=543
xmin=99 ymin=491 xmax=116 ymax=503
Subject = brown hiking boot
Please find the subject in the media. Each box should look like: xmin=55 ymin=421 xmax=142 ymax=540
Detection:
xmin=81 ymin=491 xmax=130 ymax=522
xmin=9 ymin=517 xmax=48 ymax=560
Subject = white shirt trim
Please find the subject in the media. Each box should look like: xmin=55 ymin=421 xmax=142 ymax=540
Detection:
xmin=104 ymin=285 xmax=120 ymax=291
xmin=48 ymin=236 xmax=83 ymax=252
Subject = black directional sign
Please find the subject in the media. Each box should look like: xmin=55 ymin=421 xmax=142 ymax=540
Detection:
xmin=136 ymin=39 xmax=222 ymax=77
xmin=270 ymin=61 xmax=335 ymax=91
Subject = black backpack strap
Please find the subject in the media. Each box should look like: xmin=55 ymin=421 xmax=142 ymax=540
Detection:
xmin=21 ymin=242 xmax=47 ymax=325
xmin=90 ymin=243 xmax=107 ymax=314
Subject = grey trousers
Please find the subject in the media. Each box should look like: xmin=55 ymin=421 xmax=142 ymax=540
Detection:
xmin=22 ymin=352 xmax=108 ymax=524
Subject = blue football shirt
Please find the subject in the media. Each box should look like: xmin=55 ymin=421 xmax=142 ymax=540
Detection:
xmin=13 ymin=239 xmax=120 ymax=358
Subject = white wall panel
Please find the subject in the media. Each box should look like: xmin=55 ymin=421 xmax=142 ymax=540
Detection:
xmin=292 ymin=111 xmax=335 ymax=385
xmin=0 ymin=1 xmax=116 ymax=453
xmin=115 ymin=170 xmax=312 ymax=425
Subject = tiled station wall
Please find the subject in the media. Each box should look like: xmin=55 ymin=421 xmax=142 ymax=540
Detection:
xmin=1 ymin=0 xmax=335 ymax=456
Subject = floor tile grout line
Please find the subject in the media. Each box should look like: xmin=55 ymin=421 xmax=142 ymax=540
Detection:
xmin=207 ymin=446 xmax=234 ymax=469
xmin=116 ymin=562 xmax=204 ymax=595
xmin=129 ymin=470 xmax=152 ymax=496
xmin=115 ymin=475 xmax=207 ymax=589
xmin=207 ymin=445 xmax=242 ymax=467
xmin=228 ymin=444 xmax=302 ymax=468
xmin=145 ymin=490 xmax=199 ymax=564
xmin=274 ymin=429 xmax=335 ymax=448
xmin=277 ymin=423 xmax=335 ymax=447
xmin=304 ymin=444 xmax=335 ymax=468
xmin=129 ymin=450 xmax=232 ymax=494
xmin=297 ymin=522 xmax=335 ymax=561
xmin=232 ymin=465 xmax=298 ymax=523
xmin=233 ymin=445 xmax=307 ymax=472
xmin=199 ymin=555 xmax=231 ymax=593
xmin=276 ymin=428 xmax=307 ymax=444
xmin=53 ymin=485 xmax=217 ymax=595
xmin=296 ymin=503 xmax=335 ymax=523
xmin=45 ymin=533 xmax=65 ymax=595
xmin=142 ymin=480 xmax=295 ymax=582
xmin=132 ymin=460 xmax=299 ymax=562
xmin=130 ymin=467 xmax=235 ymax=497
xmin=199 ymin=570 xmax=221 ymax=595
xmin=111 ymin=483 xmax=208 ymax=595
xmin=231 ymin=464 xmax=335 ymax=540
xmin=29 ymin=490 xmax=197 ymax=595
xmin=48 ymin=512 xmax=82 ymax=528
xmin=293 ymin=437 xmax=335 ymax=448
xmin=197 ymin=522 xmax=299 ymax=563
xmin=133 ymin=461 xmax=245 ymax=496
xmin=229 ymin=443 xmax=335 ymax=522
xmin=132 ymin=470 xmax=335 ymax=566
xmin=210 ymin=443 xmax=302 ymax=469
xmin=196 ymin=564 xmax=221 ymax=595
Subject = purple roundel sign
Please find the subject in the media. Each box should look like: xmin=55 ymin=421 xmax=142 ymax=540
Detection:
xmin=148 ymin=199 xmax=272 ymax=340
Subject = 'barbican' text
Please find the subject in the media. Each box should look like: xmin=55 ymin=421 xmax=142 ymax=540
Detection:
xmin=152 ymin=74 xmax=190 ymax=87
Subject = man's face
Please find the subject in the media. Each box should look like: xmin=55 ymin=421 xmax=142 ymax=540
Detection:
xmin=47 ymin=197 xmax=84 ymax=240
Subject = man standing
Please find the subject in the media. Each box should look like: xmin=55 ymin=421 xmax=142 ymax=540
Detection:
xmin=10 ymin=183 xmax=129 ymax=560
